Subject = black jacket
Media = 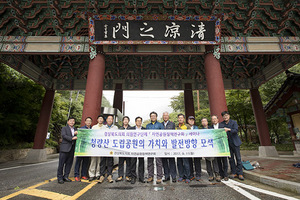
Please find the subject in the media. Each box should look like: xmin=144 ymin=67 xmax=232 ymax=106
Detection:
xmin=60 ymin=125 xmax=77 ymax=153
xmin=161 ymin=121 xmax=175 ymax=130
xmin=129 ymin=126 xmax=146 ymax=130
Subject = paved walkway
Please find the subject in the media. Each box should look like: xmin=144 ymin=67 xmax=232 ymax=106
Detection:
xmin=240 ymin=151 xmax=300 ymax=194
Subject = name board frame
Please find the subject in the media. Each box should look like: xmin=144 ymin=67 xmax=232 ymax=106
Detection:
xmin=89 ymin=15 xmax=221 ymax=45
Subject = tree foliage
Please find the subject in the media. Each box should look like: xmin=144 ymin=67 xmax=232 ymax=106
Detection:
xmin=0 ymin=63 xmax=112 ymax=149
xmin=169 ymin=90 xmax=209 ymax=112
xmin=0 ymin=63 xmax=45 ymax=147
xmin=226 ymin=90 xmax=255 ymax=143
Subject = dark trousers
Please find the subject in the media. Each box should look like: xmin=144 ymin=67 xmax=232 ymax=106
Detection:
xmin=100 ymin=157 xmax=113 ymax=176
xmin=217 ymin=157 xmax=228 ymax=178
xmin=205 ymin=158 xmax=219 ymax=177
xmin=57 ymin=145 xmax=75 ymax=180
xmin=162 ymin=158 xmax=177 ymax=179
xmin=189 ymin=157 xmax=202 ymax=178
xmin=129 ymin=157 xmax=144 ymax=179
xmin=177 ymin=158 xmax=190 ymax=179
xmin=118 ymin=157 xmax=131 ymax=177
xmin=74 ymin=156 xmax=90 ymax=177
xmin=229 ymin=144 xmax=243 ymax=175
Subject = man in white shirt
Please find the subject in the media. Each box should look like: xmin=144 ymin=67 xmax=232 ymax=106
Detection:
xmin=99 ymin=115 xmax=118 ymax=183
xmin=88 ymin=115 xmax=105 ymax=181
xmin=211 ymin=115 xmax=228 ymax=181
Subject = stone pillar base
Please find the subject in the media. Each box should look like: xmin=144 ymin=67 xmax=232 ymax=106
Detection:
xmin=259 ymin=146 xmax=279 ymax=157
xmin=293 ymin=150 xmax=300 ymax=156
xmin=23 ymin=149 xmax=47 ymax=163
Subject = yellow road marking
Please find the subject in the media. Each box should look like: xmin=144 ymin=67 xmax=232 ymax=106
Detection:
xmin=0 ymin=177 xmax=57 ymax=200
xmin=0 ymin=177 xmax=98 ymax=200
xmin=69 ymin=181 xmax=98 ymax=200
xmin=22 ymin=188 xmax=71 ymax=200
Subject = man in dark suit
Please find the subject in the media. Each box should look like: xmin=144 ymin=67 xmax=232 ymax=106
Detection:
xmin=187 ymin=116 xmax=202 ymax=182
xmin=161 ymin=112 xmax=177 ymax=183
xmin=220 ymin=111 xmax=244 ymax=180
xmin=211 ymin=115 xmax=228 ymax=181
xmin=128 ymin=116 xmax=146 ymax=184
xmin=57 ymin=117 xmax=78 ymax=184
xmin=116 ymin=116 xmax=132 ymax=182
xmin=202 ymin=118 xmax=221 ymax=182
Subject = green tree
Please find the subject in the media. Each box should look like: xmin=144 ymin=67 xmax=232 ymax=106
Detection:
xmin=0 ymin=63 xmax=45 ymax=148
xmin=226 ymin=90 xmax=255 ymax=143
xmin=194 ymin=108 xmax=211 ymax=128
xmin=259 ymin=63 xmax=300 ymax=144
xmin=48 ymin=90 xmax=112 ymax=150
xmin=169 ymin=90 xmax=209 ymax=112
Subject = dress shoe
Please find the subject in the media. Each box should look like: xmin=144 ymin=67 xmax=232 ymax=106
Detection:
xmin=75 ymin=177 xmax=81 ymax=182
xmin=208 ymin=176 xmax=214 ymax=182
xmin=147 ymin=177 xmax=153 ymax=183
xmin=63 ymin=178 xmax=72 ymax=182
xmin=58 ymin=179 xmax=64 ymax=184
xmin=98 ymin=176 xmax=105 ymax=183
xmin=126 ymin=176 xmax=131 ymax=182
xmin=163 ymin=177 xmax=170 ymax=182
xmin=116 ymin=176 xmax=123 ymax=182
xmin=156 ymin=179 xmax=162 ymax=184
xmin=224 ymin=177 xmax=229 ymax=181
xmin=131 ymin=177 xmax=136 ymax=184
xmin=229 ymin=174 xmax=237 ymax=179
xmin=216 ymin=175 xmax=221 ymax=182
xmin=172 ymin=179 xmax=176 ymax=183
xmin=139 ymin=178 xmax=145 ymax=183
xmin=238 ymin=175 xmax=244 ymax=180
xmin=107 ymin=175 xmax=114 ymax=183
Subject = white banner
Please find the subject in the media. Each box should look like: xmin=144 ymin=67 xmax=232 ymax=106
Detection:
xmin=74 ymin=129 xmax=230 ymax=158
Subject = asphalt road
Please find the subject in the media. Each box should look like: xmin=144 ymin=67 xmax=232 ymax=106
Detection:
xmin=0 ymin=158 xmax=299 ymax=200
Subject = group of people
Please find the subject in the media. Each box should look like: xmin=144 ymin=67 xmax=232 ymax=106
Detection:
xmin=57 ymin=111 xmax=244 ymax=184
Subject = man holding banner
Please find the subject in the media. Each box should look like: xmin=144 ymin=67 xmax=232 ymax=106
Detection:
xmin=202 ymin=118 xmax=221 ymax=182
xmin=146 ymin=111 xmax=164 ymax=184
xmin=129 ymin=116 xmax=146 ymax=184
xmin=89 ymin=115 xmax=105 ymax=181
xmin=99 ymin=115 xmax=118 ymax=183
xmin=211 ymin=115 xmax=229 ymax=181
xmin=176 ymin=114 xmax=191 ymax=183
xmin=57 ymin=117 xmax=77 ymax=184
xmin=161 ymin=112 xmax=177 ymax=183
xmin=220 ymin=111 xmax=244 ymax=181
xmin=187 ymin=116 xmax=202 ymax=182
xmin=116 ymin=116 xmax=132 ymax=182
xmin=74 ymin=117 xmax=92 ymax=182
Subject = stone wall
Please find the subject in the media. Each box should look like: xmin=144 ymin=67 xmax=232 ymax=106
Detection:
xmin=0 ymin=148 xmax=56 ymax=163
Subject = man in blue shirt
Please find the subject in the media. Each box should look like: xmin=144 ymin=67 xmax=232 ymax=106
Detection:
xmin=74 ymin=117 xmax=92 ymax=182
xmin=146 ymin=111 xmax=164 ymax=184
xmin=220 ymin=111 xmax=244 ymax=180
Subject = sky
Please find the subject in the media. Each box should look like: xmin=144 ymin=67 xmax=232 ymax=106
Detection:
xmin=103 ymin=90 xmax=181 ymax=125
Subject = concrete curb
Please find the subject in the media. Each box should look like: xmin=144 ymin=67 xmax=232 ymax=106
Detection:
xmin=243 ymin=170 xmax=300 ymax=194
